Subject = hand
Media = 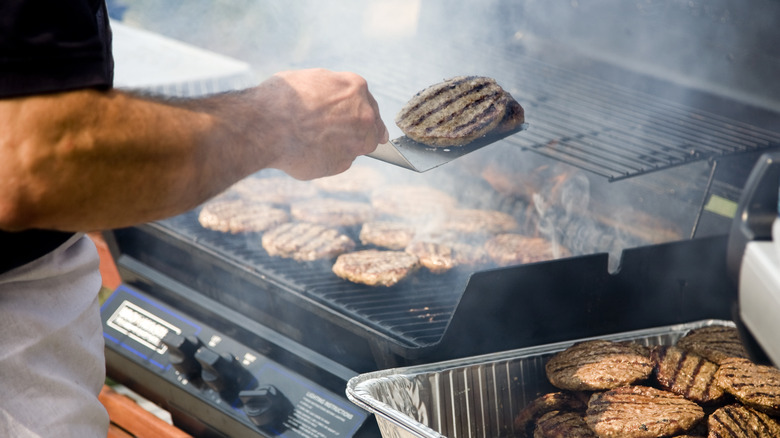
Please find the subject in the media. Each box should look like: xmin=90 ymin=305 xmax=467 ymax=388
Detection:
xmin=256 ymin=69 xmax=389 ymax=180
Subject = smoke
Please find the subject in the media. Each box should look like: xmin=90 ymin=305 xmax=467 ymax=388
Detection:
xmin=116 ymin=0 xmax=776 ymax=261
xmin=117 ymin=0 xmax=780 ymax=109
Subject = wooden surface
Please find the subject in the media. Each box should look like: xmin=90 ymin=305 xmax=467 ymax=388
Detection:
xmin=100 ymin=385 xmax=191 ymax=438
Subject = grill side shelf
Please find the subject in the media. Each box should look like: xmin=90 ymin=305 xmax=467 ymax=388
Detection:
xmin=432 ymin=234 xmax=735 ymax=362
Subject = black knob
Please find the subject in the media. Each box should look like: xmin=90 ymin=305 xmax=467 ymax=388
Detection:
xmin=161 ymin=332 xmax=202 ymax=382
xmin=239 ymin=385 xmax=292 ymax=429
xmin=194 ymin=346 xmax=254 ymax=402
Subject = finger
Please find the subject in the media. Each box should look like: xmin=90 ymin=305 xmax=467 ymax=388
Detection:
xmin=377 ymin=117 xmax=389 ymax=144
xmin=365 ymin=89 xmax=389 ymax=144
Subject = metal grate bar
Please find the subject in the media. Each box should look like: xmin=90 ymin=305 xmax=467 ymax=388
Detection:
xmin=360 ymin=44 xmax=780 ymax=181
xmin=485 ymin=50 xmax=780 ymax=179
xmin=162 ymin=213 xmax=466 ymax=346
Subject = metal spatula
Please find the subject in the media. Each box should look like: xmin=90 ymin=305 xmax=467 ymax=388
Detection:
xmin=367 ymin=123 xmax=529 ymax=172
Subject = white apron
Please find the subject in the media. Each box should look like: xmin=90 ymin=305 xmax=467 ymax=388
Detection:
xmin=0 ymin=233 xmax=109 ymax=437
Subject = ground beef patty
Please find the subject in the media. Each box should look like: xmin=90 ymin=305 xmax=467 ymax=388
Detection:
xmin=514 ymin=392 xmax=589 ymax=438
xmin=332 ymin=249 xmax=420 ymax=287
xmin=261 ymin=222 xmax=355 ymax=261
xmin=651 ymin=345 xmax=726 ymax=405
xmin=226 ymin=175 xmax=319 ymax=205
xmin=545 ymin=340 xmax=653 ymax=391
xmin=395 ymin=75 xmax=524 ymax=147
xmin=485 ymin=234 xmax=569 ymax=266
xmin=714 ymin=358 xmax=780 ymax=416
xmin=289 ymin=198 xmax=374 ymax=227
xmin=404 ymin=238 xmax=490 ymax=274
xmin=312 ymin=164 xmax=385 ymax=195
xmin=585 ymin=385 xmax=705 ymax=438
xmin=440 ymin=208 xmax=519 ymax=234
xmin=675 ymin=325 xmax=749 ymax=365
xmin=534 ymin=411 xmax=596 ymax=438
xmin=405 ymin=241 xmax=455 ymax=274
xmin=370 ymin=185 xmax=457 ymax=219
xmin=708 ymin=404 xmax=780 ymax=437
xmin=359 ymin=221 xmax=417 ymax=250
xmin=198 ymin=198 xmax=289 ymax=234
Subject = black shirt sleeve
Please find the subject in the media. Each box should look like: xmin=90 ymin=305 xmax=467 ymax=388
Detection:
xmin=0 ymin=0 xmax=114 ymax=273
xmin=0 ymin=0 xmax=114 ymax=98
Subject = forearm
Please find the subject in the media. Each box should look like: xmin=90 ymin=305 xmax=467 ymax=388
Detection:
xmin=0 ymin=88 xmax=274 ymax=232
xmin=0 ymin=69 xmax=386 ymax=232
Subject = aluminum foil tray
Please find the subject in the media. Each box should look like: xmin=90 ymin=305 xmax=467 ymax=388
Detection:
xmin=346 ymin=319 xmax=734 ymax=438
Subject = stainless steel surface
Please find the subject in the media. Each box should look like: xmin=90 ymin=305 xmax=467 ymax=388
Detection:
xmin=367 ymin=124 xmax=529 ymax=172
xmin=347 ymin=319 xmax=734 ymax=438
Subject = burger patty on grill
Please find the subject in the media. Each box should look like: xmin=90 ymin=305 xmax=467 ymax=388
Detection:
xmin=534 ymin=411 xmax=596 ymax=438
xmin=226 ymin=175 xmax=319 ymax=205
xmin=261 ymin=222 xmax=355 ymax=261
xmin=441 ymin=208 xmax=519 ymax=234
xmin=198 ymin=198 xmax=289 ymax=234
xmin=545 ymin=340 xmax=653 ymax=391
xmin=289 ymin=198 xmax=374 ymax=227
xmin=371 ymin=184 xmax=457 ymax=219
xmin=485 ymin=234 xmax=569 ymax=266
xmin=651 ymin=345 xmax=726 ymax=405
xmin=708 ymin=404 xmax=780 ymax=437
xmin=585 ymin=385 xmax=705 ymax=438
xmin=395 ymin=76 xmax=525 ymax=147
xmin=714 ymin=358 xmax=780 ymax=416
xmin=359 ymin=221 xmax=417 ymax=250
xmin=676 ymin=325 xmax=750 ymax=365
xmin=404 ymin=237 xmax=490 ymax=274
xmin=332 ymin=249 xmax=420 ymax=287
xmin=312 ymin=164 xmax=385 ymax=195
xmin=405 ymin=241 xmax=455 ymax=274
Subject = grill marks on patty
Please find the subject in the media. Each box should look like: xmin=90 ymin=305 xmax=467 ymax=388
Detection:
xmin=534 ymin=411 xmax=596 ymax=438
xmin=545 ymin=340 xmax=653 ymax=391
xmin=261 ymin=222 xmax=355 ymax=261
xmin=651 ymin=345 xmax=725 ymax=405
xmin=198 ymin=198 xmax=289 ymax=234
xmin=708 ymin=404 xmax=780 ymax=437
xmin=289 ymin=198 xmax=374 ymax=227
xmin=676 ymin=326 xmax=750 ymax=365
xmin=226 ymin=176 xmax=319 ymax=204
xmin=521 ymin=325 xmax=780 ymax=438
xmin=514 ymin=392 xmax=589 ymax=438
xmin=395 ymin=76 xmax=523 ymax=147
xmin=585 ymin=385 xmax=705 ymax=438
xmin=485 ymin=234 xmax=569 ymax=266
xmin=332 ymin=249 xmax=420 ymax=287
xmin=406 ymin=80 xmax=502 ymax=135
xmin=714 ymin=358 xmax=780 ymax=416
xmin=370 ymin=185 xmax=457 ymax=219
xmin=359 ymin=221 xmax=417 ymax=250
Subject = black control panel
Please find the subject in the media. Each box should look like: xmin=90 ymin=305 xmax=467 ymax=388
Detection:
xmin=102 ymin=285 xmax=369 ymax=437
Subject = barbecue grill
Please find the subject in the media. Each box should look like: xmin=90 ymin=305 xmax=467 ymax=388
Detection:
xmin=101 ymin=1 xmax=780 ymax=436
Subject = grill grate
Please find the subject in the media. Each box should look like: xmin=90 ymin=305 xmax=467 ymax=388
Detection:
xmin=351 ymin=44 xmax=780 ymax=181
xmin=151 ymin=44 xmax=780 ymax=352
xmin=503 ymin=56 xmax=780 ymax=180
xmin=160 ymin=212 xmax=466 ymax=347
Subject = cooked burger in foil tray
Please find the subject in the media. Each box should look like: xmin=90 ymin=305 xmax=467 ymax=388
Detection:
xmin=346 ymin=319 xmax=760 ymax=438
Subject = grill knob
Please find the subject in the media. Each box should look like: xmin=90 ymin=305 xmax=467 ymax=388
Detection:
xmin=239 ymin=385 xmax=292 ymax=429
xmin=161 ymin=332 xmax=202 ymax=384
xmin=194 ymin=346 xmax=255 ymax=402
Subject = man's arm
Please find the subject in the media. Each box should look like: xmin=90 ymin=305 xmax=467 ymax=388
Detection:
xmin=0 ymin=68 xmax=388 ymax=232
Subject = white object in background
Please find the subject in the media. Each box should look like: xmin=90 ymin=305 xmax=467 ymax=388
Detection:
xmin=773 ymin=216 xmax=780 ymax=261
xmin=739 ymin=240 xmax=780 ymax=367
xmin=110 ymin=20 xmax=255 ymax=97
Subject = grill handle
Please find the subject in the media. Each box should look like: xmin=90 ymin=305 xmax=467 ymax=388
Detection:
xmin=726 ymin=152 xmax=780 ymax=284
